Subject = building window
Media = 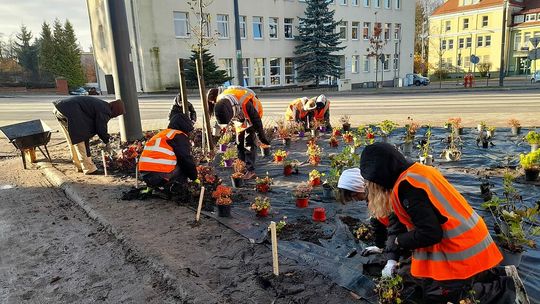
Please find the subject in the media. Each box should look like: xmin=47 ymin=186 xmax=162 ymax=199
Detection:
xmin=466 ymin=37 xmax=472 ymax=48
xmin=441 ymin=40 xmax=447 ymax=50
xmin=375 ymin=0 xmax=381 ymax=8
xmin=253 ymin=17 xmax=263 ymax=39
xmin=393 ymin=53 xmax=399 ymax=70
xmin=394 ymin=23 xmax=401 ymax=40
xmin=524 ymin=33 xmax=531 ymax=48
xmin=173 ymin=12 xmax=189 ymax=37
xmin=363 ymin=55 xmax=370 ymax=72
xmin=269 ymin=17 xmax=278 ymax=39
xmin=352 ymin=0 xmax=359 ymax=6
xmin=254 ymin=58 xmax=266 ymax=86
xmin=384 ymin=0 xmax=391 ymax=9
xmin=269 ymin=58 xmax=281 ymax=85
xmin=284 ymin=18 xmax=294 ymax=39
xmin=340 ymin=0 xmax=347 ymax=5
xmin=242 ymin=58 xmax=250 ymax=86
xmin=395 ymin=0 xmax=401 ymax=9
xmin=383 ymin=54 xmax=390 ymax=71
xmin=526 ymin=14 xmax=537 ymax=22
xmin=463 ymin=18 xmax=469 ymax=30
xmin=477 ymin=36 xmax=483 ymax=47
xmin=217 ymin=14 xmax=229 ymax=38
xmin=363 ymin=22 xmax=371 ymax=39
xmin=338 ymin=21 xmax=347 ymax=40
xmin=458 ymin=38 xmax=464 ymax=49
xmin=218 ymin=58 xmax=233 ymax=79
xmin=285 ymin=58 xmax=295 ymax=84
xmin=384 ymin=23 xmax=391 ymax=40
xmin=352 ymin=22 xmax=359 ymax=40
xmin=464 ymin=56 xmax=470 ymax=70
xmin=352 ymin=55 xmax=359 ymax=73
xmin=448 ymin=39 xmax=454 ymax=49
xmin=445 ymin=21 xmax=451 ymax=32
xmin=482 ymin=16 xmax=489 ymax=27
xmin=240 ymin=16 xmax=247 ymax=39
xmin=364 ymin=0 xmax=370 ymax=7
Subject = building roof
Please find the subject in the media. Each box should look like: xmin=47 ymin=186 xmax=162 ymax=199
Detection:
xmin=432 ymin=0 xmax=523 ymax=16
xmin=520 ymin=0 xmax=540 ymax=14
xmin=513 ymin=20 xmax=540 ymax=28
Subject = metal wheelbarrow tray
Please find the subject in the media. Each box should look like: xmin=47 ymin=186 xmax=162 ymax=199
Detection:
xmin=0 ymin=119 xmax=53 ymax=169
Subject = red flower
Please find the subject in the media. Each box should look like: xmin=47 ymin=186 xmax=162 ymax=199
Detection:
xmin=367 ymin=133 xmax=375 ymax=139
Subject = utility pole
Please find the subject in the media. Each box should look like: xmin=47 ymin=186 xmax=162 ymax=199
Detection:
xmin=105 ymin=0 xmax=142 ymax=142
xmin=233 ymin=0 xmax=244 ymax=85
xmin=499 ymin=0 xmax=508 ymax=87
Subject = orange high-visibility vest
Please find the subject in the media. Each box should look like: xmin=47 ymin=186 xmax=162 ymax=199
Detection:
xmin=138 ymin=129 xmax=185 ymax=173
xmin=217 ymin=87 xmax=263 ymax=123
xmin=285 ymin=98 xmax=308 ymax=121
xmin=378 ymin=216 xmax=390 ymax=227
xmin=314 ymin=101 xmax=330 ymax=121
xmin=391 ymin=163 xmax=502 ymax=281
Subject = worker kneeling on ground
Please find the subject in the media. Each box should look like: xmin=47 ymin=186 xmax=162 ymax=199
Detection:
xmin=284 ymin=97 xmax=316 ymax=128
xmin=52 ymin=96 xmax=124 ymax=175
xmin=306 ymin=94 xmax=331 ymax=130
xmin=359 ymin=142 xmax=524 ymax=303
xmin=138 ymin=113 xmax=197 ymax=193
xmin=210 ymin=86 xmax=270 ymax=179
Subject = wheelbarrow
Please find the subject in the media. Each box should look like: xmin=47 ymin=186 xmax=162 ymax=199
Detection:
xmin=0 ymin=119 xmax=53 ymax=169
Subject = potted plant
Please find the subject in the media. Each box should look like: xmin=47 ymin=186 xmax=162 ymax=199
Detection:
xmin=524 ymin=130 xmax=540 ymax=152
xmin=231 ymin=159 xmax=246 ymax=188
xmin=480 ymin=177 xmax=494 ymax=202
xmin=441 ymin=127 xmax=463 ymax=161
xmin=293 ymin=182 xmax=312 ymax=208
xmin=324 ymin=168 xmax=341 ymax=200
xmin=418 ymin=127 xmax=433 ymax=165
xmin=273 ymin=149 xmax=288 ymax=163
xmin=217 ymin=133 xmax=232 ymax=153
xmin=374 ymin=275 xmax=404 ymax=304
xmin=476 ymin=130 xmax=491 ymax=149
xmin=260 ymin=144 xmax=271 ymax=157
xmin=251 ymin=196 xmax=271 ymax=217
xmin=519 ymin=150 xmax=540 ymax=181
xmin=403 ymin=117 xmax=419 ymax=155
xmin=329 ymin=136 xmax=339 ymax=148
xmin=310 ymin=120 xmax=321 ymax=137
xmin=276 ymin=119 xmax=292 ymax=146
xmin=340 ymin=115 xmax=351 ymax=131
xmin=283 ymin=159 xmax=299 ymax=176
xmin=477 ymin=121 xmax=487 ymax=132
xmin=332 ymin=127 xmax=342 ymax=137
xmin=481 ymin=174 xmax=540 ymax=266
xmin=256 ymin=173 xmax=273 ymax=193
xmin=377 ymin=120 xmax=399 ymax=143
xmin=221 ymin=146 xmax=237 ymax=167
xmin=212 ymin=123 xmax=223 ymax=137
xmin=309 ymin=169 xmax=324 ymax=187
xmin=342 ymin=131 xmax=354 ymax=144
xmin=487 ymin=126 xmax=496 ymax=138
xmin=508 ymin=118 xmax=521 ymax=136
xmin=307 ymin=142 xmax=322 ymax=166
xmin=212 ymin=185 xmax=233 ymax=217
xmin=448 ymin=117 xmax=464 ymax=135
xmin=293 ymin=122 xmax=306 ymax=138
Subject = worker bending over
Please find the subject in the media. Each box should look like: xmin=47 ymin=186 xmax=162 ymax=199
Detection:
xmin=52 ymin=96 xmax=124 ymax=175
xmin=284 ymin=97 xmax=316 ymax=128
xmin=306 ymin=94 xmax=331 ymax=130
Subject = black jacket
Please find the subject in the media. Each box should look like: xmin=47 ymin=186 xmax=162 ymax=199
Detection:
xmin=360 ymin=143 xmax=446 ymax=260
xmin=167 ymin=113 xmax=197 ymax=180
xmin=168 ymin=95 xmax=197 ymax=122
xmin=53 ymin=96 xmax=112 ymax=144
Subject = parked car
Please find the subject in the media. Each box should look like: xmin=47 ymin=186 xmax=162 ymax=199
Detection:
xmin=86 ymin=87 xmax=101 ymax=95
xmin=531 ymin=71 xmax=540 ymax=83
xmin=69 ymin=87 xmax=88 ymax=95
xmin=413 ymin=74 xmax=430 ymax=86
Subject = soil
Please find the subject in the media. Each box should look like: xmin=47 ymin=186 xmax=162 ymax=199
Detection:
xmin=278 ymin=218 xmax=333 ymax=245
xmin=340 ymin=216 xmax=376 ymax=245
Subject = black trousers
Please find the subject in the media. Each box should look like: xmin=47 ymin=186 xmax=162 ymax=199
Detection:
xmin=142 ymin=166 xmax=186 ymax=189
xmin=237 ymin=127 xmax=257 ymax=172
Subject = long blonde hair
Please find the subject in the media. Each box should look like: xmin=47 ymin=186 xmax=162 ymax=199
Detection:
xmin=367 ymin=181 xmax=393 ymax=219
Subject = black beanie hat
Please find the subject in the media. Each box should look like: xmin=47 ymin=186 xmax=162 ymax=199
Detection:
xmin=214 ymin=99 xmax=234 ymax=125
xmin=360 ymin=143 xmax=413 ymax=190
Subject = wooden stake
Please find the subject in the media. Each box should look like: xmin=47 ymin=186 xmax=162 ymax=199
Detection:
xmin=270 ymin=221 xmax=279 ymax=276
xmin=195 ymin=58 xmax=214 ymax=151
xmin=196 ymin=186 xmax=205 ymax=222
xmin=135 ymin=158 xmax=139 ymax=189
xmin=177 ymin=58 xmax=190 ymax=116
xmin=101 ymin=150 xmax=108 ymax=176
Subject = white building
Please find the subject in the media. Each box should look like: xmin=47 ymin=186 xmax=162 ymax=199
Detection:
xmin=87 ymin=0 xmax=415 ymax=93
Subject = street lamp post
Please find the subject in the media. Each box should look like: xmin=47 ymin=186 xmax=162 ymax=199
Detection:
xmin=499 ymin=0 xmax=508 ymax=86
xmin=233 ymin=0 xmax=243 ymax=86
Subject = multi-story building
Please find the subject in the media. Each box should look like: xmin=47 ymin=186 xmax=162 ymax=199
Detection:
xmin=87 ymin=0 xmax=415 ymax=93
xmin=428 ymin=0 xmax=540 ymax=77
xmin=508 ymin=3 xmax=540 ymax=75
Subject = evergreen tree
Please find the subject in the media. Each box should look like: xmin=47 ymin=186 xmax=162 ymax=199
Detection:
xmin=14 ymin=25 xmax=39 ymax=80
xmin=50 ymin=19 xmax=85 ymax=87
xmin=294 ymin=0 xmax=345 ymax=86
xmin=185 ymin=48 xmax=233 ymax=88
xmin=38 ymin=22 xmax=56 ymax=81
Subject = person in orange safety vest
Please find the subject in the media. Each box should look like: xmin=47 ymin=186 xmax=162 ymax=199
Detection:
xmin=306 ymin=94 xmax=331 ymax=130
xmin=138 ymin=113 xmax=197 ymax=191
xmin=284 ymin=97 xmax=316 ymax=128
xmin=359 ymin=143 xmax=520 ymax=304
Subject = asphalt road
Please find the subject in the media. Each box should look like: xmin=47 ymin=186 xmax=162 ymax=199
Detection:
xmin=0 ymin=90 xmax=539 ymax=135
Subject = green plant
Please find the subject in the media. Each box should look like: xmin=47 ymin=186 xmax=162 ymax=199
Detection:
xmin=355 ymin=223 xmax=374 ymax=242
xmin=325 ymin=168 xmax=341 ymax=190
xmin=487 ymin=126 xmax=496 ymax=132
xmin=222 ymin=146 xmax=237 ymax=161
xmin=374 ymin=275 xmax=404 ymax=304
xmin=293 ymin=182 xmax=312 ymax=199
xmin=276 ymin=217 xmax=287 ymax=234
xmin=251 ymin=196 xmax=271 ymax=212
xmin=519 ymin=150 xmax=540 ymax=170
xmin=525 ymin=131 xmax=540 ymax=145
xmin=274 ymin=149 xmax=288 ymax=158
xmin=418 ymin=127 xmax=432 ymax=158
xmin=217 ymin=132 xmax=233 ymax=145
xmin=330 ymin=145 xmax=360 ymax=172
xmin=478 ymin=121 xmax=487 ymax=130
xmin=256 ymin=173 xmax=273 ymax=185
xmin=378 ymin=120 xmax=399 ymax=136
xmin=404 ymin=117 xmax=419 ymax=143
xmin=477 ymin=62 xmax=492 ymax=77
xmin=309 ymin=169 xmax=324 ymax=181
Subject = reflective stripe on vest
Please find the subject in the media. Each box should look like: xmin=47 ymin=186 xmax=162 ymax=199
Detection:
xmin=391 ymin=163 xmax=502 ymax=280
xmin=314 ymin=101 xmax=330 ymax=120
xmin=138 ymin=129 xmax=184 ymax=173
xmin=285 ymin=99 xmax=306 ymax=121
xmin=218 ymin=87 xmax=263 ymax=123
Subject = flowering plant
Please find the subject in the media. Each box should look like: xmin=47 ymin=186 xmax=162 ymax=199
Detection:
xmin=256 ymin=173 xmax=273 ymax=185
xmin=251 ymin=196 xmax=271 ymax=212
xmin=378 ymin=120 xmax=399 ymax=136
xmin=332 ymin=127 xmax=342 ymax=137
xmin=342 ymin=131 xmax=354 ymax=143
xmin=339 ymin=115 xmax=350 ymax=125
xmin=309 ymin=169 xmax=324 ymax=181
xmin=217 ymin=132 xmax=233 ymax=145
xmin=231 ymin=159 xmax=246 ymax=179
xmin=448 ymin=117 xmax=462 ymax=129
xmin=404 ymin=117 xmax=420 ymax=143
xmin=274 ymin=149 xmax=288 ymax=158
xmin=329 ymin=136 xmax=339 ymax=147
xmin=507 ymin=118 xmax=520 ymax=128
xmin=307 ymin=142 xmax=322 ymax=165
xmin=212 ymin=185 xmax=232 ymax=205
xmin=293 ymin=182 xmax=312 ymax=199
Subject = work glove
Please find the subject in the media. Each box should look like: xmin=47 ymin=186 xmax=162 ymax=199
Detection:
xmin=360 ymin=246 xmax=383 ymax=256
xmin=381 ymin=260 xmax=398 ymax=278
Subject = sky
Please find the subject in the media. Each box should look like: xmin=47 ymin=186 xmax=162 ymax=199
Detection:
xmin=0 ymin=0 xmax=92 ymax=51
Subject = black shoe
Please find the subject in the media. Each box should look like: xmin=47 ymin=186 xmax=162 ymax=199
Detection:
xmin=86 ymin=169 xmax=104 ymax=175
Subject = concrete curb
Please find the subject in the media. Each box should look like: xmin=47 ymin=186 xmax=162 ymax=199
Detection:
xmin=37 ymin=162 xmax=217 ymax=304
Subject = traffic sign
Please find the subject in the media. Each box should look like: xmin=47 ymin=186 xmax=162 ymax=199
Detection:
xmin=471 ymin=55 xmax=480 ymax=65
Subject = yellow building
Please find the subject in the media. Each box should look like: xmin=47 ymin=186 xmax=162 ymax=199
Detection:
xmin=428 ymin=0 xmax=539 ymax=77
xmin=508 ymin=4 xmax=540 ymax=75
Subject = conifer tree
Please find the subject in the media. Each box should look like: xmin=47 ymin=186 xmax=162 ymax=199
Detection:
xmin=294 ymin=0 xmax=345 ymax=86
xmin=49 ymin=19 xmax=85 ymax=87
xmin=38 ymin=22 xmax=55 ymax=81
xmin=14 ymin=25 xmax=39 ymax=80
xmin=185 ymin=48 xmax=233 ymax=88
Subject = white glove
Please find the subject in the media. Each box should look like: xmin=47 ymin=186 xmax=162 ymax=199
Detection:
xmin=381 ymin=260 xmax=397 ymax=278
xmin=360 ymin=246 xmax=383 ymax=256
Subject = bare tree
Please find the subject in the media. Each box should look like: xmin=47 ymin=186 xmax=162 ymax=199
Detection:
xmin=428 ymin=24 xmax=448 ymax=88
xmin=367 ymin=24 xmax=387 ymax=88
xmin=187 ymin=0 xmax=217 ymax=70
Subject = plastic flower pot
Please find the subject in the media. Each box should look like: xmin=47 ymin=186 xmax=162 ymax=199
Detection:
xmin=458 ymin=127 xmax=464 ymax=135
xmin=283 ymin=165 xmax=293 ymax=176
xmin=480 ymin=182 xmax=492 ymax=202
xmin=330 ymin=140 xmax=339 ymax=148
xmin=260 ymin=146 xmax=271 ymax=157
xmin=311 ymin=129 xmax=319 ymax=137
xmin=310 ymin=177 xmax=321 ymax=187
xmin=295 ymin=197 xmax=309 ymax=208
xmin=402 ymin=142 xmax=413 ymax=155
xmin=500 ymin=248 xmax=523 ymax=267
xmin=256 ymin=183 xmax=270 ymax=193
xmin=342 ymin=123 xmax=350 ymax=132
xmin=531 ymin=144 xmax=539 ymax=152
xmin=444 ymin=149 xmax=462 ymax=161
xmin=482 ymin=141 xmax=489 ymax=149
xmin=219 ymin=144 xmax=228 ymax=153
xmin=323 ymin=185 xmax=333 ymax=199
xmin=256 ymin=208 xmax=269 ymax=217
xmin=419 ymin=155 xmax=433 ymax=166
xmin=223 ymin=159 xmax=234 ymax=167
xmin=511 ymin=126 xmax=521 ymax=136
xmin=283 ymin=137 xmax=291 ymax=147
xmin=231 ymin=177 xmax=244 ymax=188
xmin=524 ymin=169 xmax=540 ymax=181
xmin=274 ymin=155 xmax=284 ymax=162
xmin=217 ymin=204 xmax=231 ymax=217
xmin=212 ymin=125 xmax=222 ymax=137
xmin=333 ymin=130 xmax=342 ymax=137
xmin=298 ymin=131 xmax=305 ymax=138
xmin=319 ymin=126 xmax=327 ymax=133
xmin=312 ymin=207 xmax=327 ymax=222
